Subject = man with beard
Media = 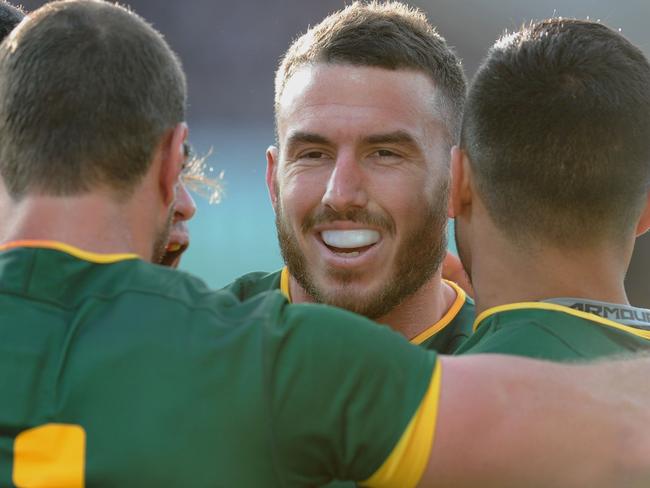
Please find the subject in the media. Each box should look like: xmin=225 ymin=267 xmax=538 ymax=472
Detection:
xmin=5 ymin=2 xmax=650 ymax=487
xmin=225 ymin=1 xmax=474 ymax=354
xmin=452 ymin=19 xmax=650 ymax=358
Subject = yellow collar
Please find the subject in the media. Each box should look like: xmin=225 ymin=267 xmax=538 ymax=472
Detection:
xmin=0 ymin=240 xmax=140 ymax=264
xmin=280 ymin=266 xmax=291 ymax=300
xmin=280 ymin=266 xmax=467 ymax=344
xmin=410 ymin=280 xmax=467 ymax=345
xmin=474 ymin=301 xmax=650 ymax=340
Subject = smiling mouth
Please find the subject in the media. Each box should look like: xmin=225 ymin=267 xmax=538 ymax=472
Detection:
xmin=160 ymin=242 xmax=188 ymax=267
xmin=320 ymin=229 xmax=380 ymax=257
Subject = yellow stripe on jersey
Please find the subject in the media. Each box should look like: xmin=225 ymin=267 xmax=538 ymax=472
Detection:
xmin=0 ymin=240 xmax=140 ymax=264
xmin=361 ymin=360 xmax=442 ymax=488
xmin=410 ymin=280 xmax=467 ymax=345
xmin=474 ymin=301 xmax=650 ymax=340
xmin=13 ymin=423 xmax=86 ymax=488
xmin=280 ymin=267 xmax=467 ymax=345
xmin=280 ymin=266 xmax=292 ymax=300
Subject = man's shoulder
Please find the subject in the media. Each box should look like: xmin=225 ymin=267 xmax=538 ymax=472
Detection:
xmin=456 ymin=303 xmax=650 ymax=360
xmin=416 ymin=282 xmax=475 ymax=353
xmin=220 ymin=269 xmax=284 ymax=301
xmin=448 ymin=294 xmax=476 ymax=339
xmin=0 ymin=246 xmax=290 ymax=336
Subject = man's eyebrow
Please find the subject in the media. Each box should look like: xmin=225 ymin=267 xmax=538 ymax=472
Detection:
xmin=363 ymin=130 xmax=419 ymax=147
xmin=285 ymin=131 xmax=332 ymax=148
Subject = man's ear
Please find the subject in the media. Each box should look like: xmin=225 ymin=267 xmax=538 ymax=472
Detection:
xmin=449 ymin=146 xmax=473 ymax=219
xmin=159 ymin=122 xmax=188 ymax=207
xmin=266 ymin=145 xmax=279 ymax=210
xmin=635 ymin=190 xmax=650 ymax=236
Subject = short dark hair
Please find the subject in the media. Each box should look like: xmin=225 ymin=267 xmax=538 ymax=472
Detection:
xmin=0 ymin=0 xmax=187 ymax=199
xmin=275 ymin=1 xmax=467 ymax=145
xmin=0 ymin=1 xmax=24 ymax=41
xmin=462 ymin=19 xmax=650 ymax=247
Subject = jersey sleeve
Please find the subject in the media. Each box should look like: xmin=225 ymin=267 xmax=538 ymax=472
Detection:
xmin=265 ymin=301 xmax=440 ymax=487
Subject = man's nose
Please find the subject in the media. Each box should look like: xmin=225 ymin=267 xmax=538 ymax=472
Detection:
xmin=175 ymin=182 xmax=197 ymax=222
xmin=321 ymin=152 xmax=368 ymax=212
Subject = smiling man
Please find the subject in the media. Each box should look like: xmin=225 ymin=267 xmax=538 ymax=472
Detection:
xmin=3 ymin=2 xmax=650 ymax=486
xmin=226 ymin=1 xmax=473 ymax=353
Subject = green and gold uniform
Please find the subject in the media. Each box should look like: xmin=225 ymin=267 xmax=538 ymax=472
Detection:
xmin=455 ymin=300 xmax=650 ymax=359
xmin=0 ymin=241 xmax=442 ymax=488
xmin=225 ymin=269 xmax=474 ymax=488
xmin=224 ymin=267 xmax=475 ymax=354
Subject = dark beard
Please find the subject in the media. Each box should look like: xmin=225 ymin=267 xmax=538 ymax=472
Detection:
xmin=151 ymin=207 xmax=174 ymax=264
xmin=275 ymin=180 xmax=449 ymax=319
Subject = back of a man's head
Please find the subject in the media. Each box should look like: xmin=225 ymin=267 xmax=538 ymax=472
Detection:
xmin=275 ymin=0 xmax=466 ymax=145
xmin=462 ymin=18 xmax=650 ymax=248
xmin=0 ymin=1 xmax=24 ymax=41
xmin=0 ymin=0 xmax=186 ymax=200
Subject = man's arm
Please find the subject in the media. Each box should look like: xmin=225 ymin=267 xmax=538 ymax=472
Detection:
xmin=420 ymin=354 xmax=650 ymax=488
xmin=270 ymin=300 xmax=649 ymax=487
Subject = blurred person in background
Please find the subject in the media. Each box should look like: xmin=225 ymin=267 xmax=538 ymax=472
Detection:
xmin=0 ymin=0 xmax=22 ymax=38
xmin=225 ymin=1 xmax=475 ymax=355
xmin=452 ymin=18 xmax=650 ymax=358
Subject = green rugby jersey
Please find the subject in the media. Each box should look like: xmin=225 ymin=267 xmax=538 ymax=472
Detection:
xmin=0 ymin=241 xmax=442 ymax=487
xmin=455 ymin=300 xmax=650 ymax=360
xmin=224 ymin=267 xmax=475 ymax=354
xmin=225 ymin=270 xmax=473 ymax=488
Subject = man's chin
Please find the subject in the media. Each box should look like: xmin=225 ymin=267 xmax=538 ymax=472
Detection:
xmin=311 ymin=280 xmax=386 ymax=318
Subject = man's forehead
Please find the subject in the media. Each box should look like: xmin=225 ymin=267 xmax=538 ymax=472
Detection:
xmin=276 ymin=63 xmax=444 ymax=137
xmin=279 ymin=63 xmax=439 ymax=105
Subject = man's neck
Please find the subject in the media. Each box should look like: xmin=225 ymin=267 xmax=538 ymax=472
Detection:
xmin=470 ymin=237 xmax=631 ymax=315
xmin=289 ymin=271 xmax=458 ymax=340
xmin=0 ymin=193 xmax=152 ymax=258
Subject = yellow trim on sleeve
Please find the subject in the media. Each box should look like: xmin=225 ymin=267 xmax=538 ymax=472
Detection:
xmin=474 ymin=301 xmax=650 ymax=340
xmin=0 ymin=240 xmax=140 ymax=264
xmin=410 ymin=280 xmax=467 ymax=345
xmin=361 ymin=360 xmax=442 ymax=488
xmin=280 ymin=266 xmax=292 ymax=301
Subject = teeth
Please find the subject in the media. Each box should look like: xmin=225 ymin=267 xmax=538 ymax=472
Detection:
xmin=321 ymin=229 xmax=379 ymax=249
xmin=166 ymin=243 xmax=182 ymax=252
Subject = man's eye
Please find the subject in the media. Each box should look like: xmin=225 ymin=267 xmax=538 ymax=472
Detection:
xmin=303 ymin=151 xmax=326 ymax=159
xmin=374 ymin=149 xmax=397 ymax=157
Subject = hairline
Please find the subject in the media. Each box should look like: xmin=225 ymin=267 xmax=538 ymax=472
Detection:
xmin=274 ymin=60 xmax=455 ymax=148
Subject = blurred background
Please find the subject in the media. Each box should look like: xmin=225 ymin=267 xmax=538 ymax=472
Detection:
xmin=20 ymin=0 xmax=650 ymax=305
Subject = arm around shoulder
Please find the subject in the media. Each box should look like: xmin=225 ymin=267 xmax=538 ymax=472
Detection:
xmin=416 ymin=354 xmax=650 ymax=488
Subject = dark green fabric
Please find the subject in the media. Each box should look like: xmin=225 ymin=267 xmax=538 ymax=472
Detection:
xmin=223 ymin=270 xmax=475 ymax=354
xmin=223 ymin=269 xmax=283 ymax=300
xmin=0 ymin=247 xmax=437 ymax=487
xmin=456 ymin=306 xmax=650 ymax=360
xmin=417 ymin=292 xmax=475 ymax=354
xmin=225 ymin=270 xmax=473 ymax=488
